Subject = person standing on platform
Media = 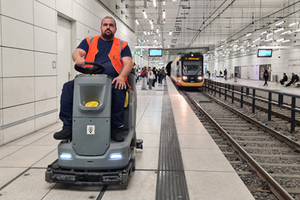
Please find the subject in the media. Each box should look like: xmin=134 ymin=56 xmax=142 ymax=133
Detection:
xmin=285 ymin=73 xmax=299 ymax=87
xmin=280 ymin=73 xmax=288 ymax=85
xmin=263 ymin=69 xmax=269 ymax=86
xmin=152 ymin=67 xmax=157 ymax=87
xmin=234 ymin=71 xmax=238 ymax=82
xmin=140 ymin=66 xmax=148 ymax=90
xmin=160 ymin=67 xmax=166 ymax=84
xmin=148 ymin=67 xmax=154 ymax=90
xmin=214 ymin=70 xmax=217 ymax=79
xmin=207 ymin=71 xmax=211 ymax=78
xmin=224 ymin=69 xmax=227 ymax=80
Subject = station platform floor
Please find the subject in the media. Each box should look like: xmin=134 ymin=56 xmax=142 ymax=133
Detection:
xmin=0 ymin=77 xmax=254 ymax=200
xmin=208 ymin=76 xmax=300 ymax=96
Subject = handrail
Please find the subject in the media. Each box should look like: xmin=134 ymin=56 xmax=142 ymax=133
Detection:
xmin=204 ymin=79 xmax=300 ymax=132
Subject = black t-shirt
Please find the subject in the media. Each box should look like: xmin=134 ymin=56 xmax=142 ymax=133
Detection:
xmin=77 ymin=37 xmax=132 ymax=78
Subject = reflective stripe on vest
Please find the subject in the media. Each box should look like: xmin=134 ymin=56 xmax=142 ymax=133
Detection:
xmin=84 ymin=35 xmax=128 ymax=74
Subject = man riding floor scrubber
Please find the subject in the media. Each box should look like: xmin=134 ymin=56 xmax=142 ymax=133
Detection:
xmin=45 ymin=62 xmax=143 ymax=185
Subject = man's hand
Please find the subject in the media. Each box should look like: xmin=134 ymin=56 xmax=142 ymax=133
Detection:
xmin=75 ymin=57 xmax=85 ymax=66
xmin=112 ymin=75 xmax=126 ymax=89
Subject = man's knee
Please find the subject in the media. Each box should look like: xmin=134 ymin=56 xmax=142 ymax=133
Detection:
xmin=62 ymin=80 xmax=74 ymax=91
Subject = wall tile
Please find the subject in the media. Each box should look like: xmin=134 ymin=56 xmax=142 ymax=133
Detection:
xmin=74 ymin=0 xmax=95 ymax=14
xmin=73 ymin=2 xmax=95 ymax=29
xmin=0 ymin=16 xmax=2 ymax=46
xmin=56 ymin=0 xmax=72 ymax=17
xmin=35 ymin=112 xmax=58 ymax=131
xmin=1 ymin=0 xmax=33 ymax=23
xmin=34 ymin=27 xmax=56 ymax=53
xmin=95 ymin=1 xmax=110 ymax=19
xmin=2 ymin=103 xmax=34 ymax=125
xmin=94 ymin=16 xmax=101 ymax=31
xmin=2 ymin=17 xmax=34 ymax=50
xmin=0 ymin=48 xmax=2 ymax=77
xmin=2 ymin=48 xmax=34 ymax=77
xmin=76 ymin=23 xmax=87 ymax=40
xmin=36 ymin=0 xmax=56 ymax=9
xmin=34 ymin=1 xmax=57 ymax=31
xmin=2 ymin=77 xmax=34 ymax=108
xmin=34 ymin=77 xmax=56 ymax=101
xmin=35 ymin=52 xmax=57 ymax=76
xmin=3 ymin=121 xmax=35 ymax=144
xmin=35 ymin=98 xmax=57 ymax=115
xmin=0 ymin=77 xmax=2 ymax=145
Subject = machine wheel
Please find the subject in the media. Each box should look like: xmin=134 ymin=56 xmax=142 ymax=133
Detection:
xmin=131 ymin=157 xmax=136 ymax=171
xmin=136 ymin=139 xmax=143 ymax=149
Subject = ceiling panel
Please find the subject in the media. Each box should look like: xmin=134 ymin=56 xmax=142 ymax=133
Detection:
xmin=130 ymin=0 xmax=300 ymax=63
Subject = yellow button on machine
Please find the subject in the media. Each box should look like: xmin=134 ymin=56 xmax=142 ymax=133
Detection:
xmin=85 ymin=101 xmax=99 ymax=107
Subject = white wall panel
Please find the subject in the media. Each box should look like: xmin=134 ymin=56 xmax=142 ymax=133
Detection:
xmin=34 ymin=1 xmax=57 ymax=31
xmin=35 ymin=98 xmax=56 ymax=115
xmin=0 ymin=16 xmax=2 ymax=46
xmin=3 ymin=121 xmax=35 ymax=144
xmin=95 ymin=2 xmax=110 ymax=19
xmin=73 ymin=2 xmax=95 ymax=29
xmin=0 ymin=48 xmax=2 ymax=77
xmin=34 ymin=27 xmax=56 ymax=53
xmin=35 ymin=113 xmax=57 ymax=131
xmin=0 ymin=77 xmax=2 ymax=145
xmin=2 ymin=17 xmax=34 ymax=50
xmin=36 ymin=0 xmax=56 ymax=9
xmin=35 ymin=52 xmax=57 ymax=76
xmin=94 ymin=16 xmax=101 ymax=33
xmin=76 ymin=23 xmax=95 ymax=41
xmin=3 ymin=77 xmax=34 ymax=108
xmin=1 ymin=0 xmax=33 ymax=23
xmin=74 ymin=0 xmax=95 ymax=14
xmin=56 ymin=0 xmax=73 ymax=17
xmin=2 ymin=104 xmax=34 ymax=125
xmin=34 ymin=77 xmax=56 ymax=101
xmin=2 ymin=48 xmax=34 ymax=77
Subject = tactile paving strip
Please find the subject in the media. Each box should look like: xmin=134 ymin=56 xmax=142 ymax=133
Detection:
xmin=155 ymin=85 xmax=190 ymax=200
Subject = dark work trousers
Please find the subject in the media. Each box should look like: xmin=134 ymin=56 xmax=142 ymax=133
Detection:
xmin=285 ymin=80 xmax=298 ymax=87
xmin=59 ymin=79 xmax=126 ymax=129
xmin=264 ymin=78 xmax=268 ymax=86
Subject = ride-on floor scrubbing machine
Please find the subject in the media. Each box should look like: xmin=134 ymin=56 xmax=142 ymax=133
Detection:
xmin=45 ymin=62 xmax=143 ymax=186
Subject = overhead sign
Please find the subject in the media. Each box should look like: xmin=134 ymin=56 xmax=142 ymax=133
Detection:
xmin=135 ymin=51 xmax=141 ymax=55
xmin=185 ymin=57 xmax=200 ymax=60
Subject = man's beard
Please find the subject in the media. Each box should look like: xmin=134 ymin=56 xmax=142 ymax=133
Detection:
xmin=102 ymin=30 xmax=114 ymax=40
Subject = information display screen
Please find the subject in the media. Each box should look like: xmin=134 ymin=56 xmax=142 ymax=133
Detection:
xmin=149 ymin=49 xmax=162 ymax=57
xmin=257 ymin=49 xmax=272 ymax=57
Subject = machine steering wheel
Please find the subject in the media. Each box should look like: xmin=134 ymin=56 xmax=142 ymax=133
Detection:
xmin=74 ymin=61 xmax=105 ymax=75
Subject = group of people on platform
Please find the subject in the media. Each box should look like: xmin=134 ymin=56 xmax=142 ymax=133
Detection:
xmin=135 ymin=66 xmax=167 ymax=90
xmin=279 ymin=72 xmax=299 ymax=87
xmin=207 ymin=69 xmax=299 ymax=87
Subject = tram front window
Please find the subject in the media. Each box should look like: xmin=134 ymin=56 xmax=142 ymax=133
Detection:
xmin=183 ymin=64 xmax=202 ymax=76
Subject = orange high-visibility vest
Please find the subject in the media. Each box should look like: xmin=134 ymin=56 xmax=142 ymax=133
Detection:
xmin=84 ymin=35 xmax=128 ymax=74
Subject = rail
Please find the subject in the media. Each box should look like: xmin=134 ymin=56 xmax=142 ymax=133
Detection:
xmin=183 ymin=90 xmax=295 ymax=200
xmin=204 ymin=79 xmax=300 ymax=133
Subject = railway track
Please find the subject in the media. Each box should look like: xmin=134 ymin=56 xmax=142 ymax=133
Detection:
xmin=204 ymin=83 xmax=300 ymax=136
xmin=181 ymin=89 xmax=300 ymax=200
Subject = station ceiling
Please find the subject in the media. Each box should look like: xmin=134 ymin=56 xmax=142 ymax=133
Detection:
xmin=129 ymin=0 xmax=300 ymax=63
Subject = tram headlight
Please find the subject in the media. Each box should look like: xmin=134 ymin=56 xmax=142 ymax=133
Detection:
xmin=198 ymin=76 xmax=203 ymax=81
xmin=182 ymin=76 xmax=188 ymax=80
